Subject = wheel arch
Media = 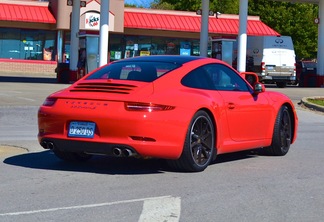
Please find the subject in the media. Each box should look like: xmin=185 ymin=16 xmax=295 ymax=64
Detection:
xmin=283 ymin=102 xmax=297 ymax=144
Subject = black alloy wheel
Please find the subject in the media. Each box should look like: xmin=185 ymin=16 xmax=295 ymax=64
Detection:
xmin=169 ymin=110 xmax=215 ymax=172
xmin=264 ymin=105 xmax=292 ymax=156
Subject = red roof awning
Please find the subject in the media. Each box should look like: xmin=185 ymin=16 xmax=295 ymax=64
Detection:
xmin=124 ymin=11 xmax=279 ymax=36
xmin=0 ymin=3 xmax=56 ymax=24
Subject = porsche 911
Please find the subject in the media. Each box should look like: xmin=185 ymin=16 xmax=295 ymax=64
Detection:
xmin=38 ymin=56 xmax=298 ymax=172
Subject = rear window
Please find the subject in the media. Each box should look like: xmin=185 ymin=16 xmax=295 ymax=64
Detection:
xmin=303 ymin=62 xmax=317 ymax=69
xmin=86 ymin=61 xmax=181 ymax=82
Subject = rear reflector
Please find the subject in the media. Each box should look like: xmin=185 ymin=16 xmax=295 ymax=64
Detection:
xmin=42 ymin=98 xmax=57 ymax=106
xmin=125 ymin=102 xmax=175 ymax=112
xmin=130 ymin=136 xmax=156 ymax=142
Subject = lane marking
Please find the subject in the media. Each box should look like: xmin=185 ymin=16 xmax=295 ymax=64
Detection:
xmin=139 ymin=196 xmax=181 ymax=222
xmin=0 ymin=195 xmax=180 ymax=219
xmin=17 ymin=97 xmax=36 ymax=102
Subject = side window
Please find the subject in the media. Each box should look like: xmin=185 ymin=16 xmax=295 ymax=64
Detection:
xmin=181 ymin=66 xmax=215 ymax=90
xmin=204 ymin=64 xmax=250 ymax=92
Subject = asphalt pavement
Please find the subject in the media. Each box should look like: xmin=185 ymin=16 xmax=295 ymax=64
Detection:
xmin=0 ymin=71 xmax=323 ymax=156
xmin=0 ymin=71 xmax=67 ymax=156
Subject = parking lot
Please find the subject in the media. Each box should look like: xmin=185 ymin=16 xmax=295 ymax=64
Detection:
xmin=1 ymin=76 xmax=324 ymax=221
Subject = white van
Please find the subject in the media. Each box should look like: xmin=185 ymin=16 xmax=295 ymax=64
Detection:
xmin=246 ymin=36 xmax=296 ymax=87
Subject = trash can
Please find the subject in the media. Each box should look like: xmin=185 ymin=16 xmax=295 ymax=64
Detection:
xmin=56 ymin=63 xmax=70 ymax=83
xmin=297 ymin=61 xmax=317 ymax=87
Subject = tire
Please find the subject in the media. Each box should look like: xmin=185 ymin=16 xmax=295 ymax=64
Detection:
xmin=264 ymin=105 xmax=292 ymax=156
xmin=276 ymin=82 xmax=287 ymax=88
xmin=169 ymin=110 xmax=215 ymax=172
xmin=53 ymin=149 xmax=92 ymax=162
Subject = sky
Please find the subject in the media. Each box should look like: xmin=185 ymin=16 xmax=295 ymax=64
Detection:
xmin=124 ymin=0 xmax=154 ymax=8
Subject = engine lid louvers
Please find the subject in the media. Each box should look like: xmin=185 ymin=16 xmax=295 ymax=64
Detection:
xmin=70 ymin=82 xmax=137 ymax=94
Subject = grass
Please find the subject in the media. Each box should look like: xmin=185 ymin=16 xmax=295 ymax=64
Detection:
xmin=307 ymin=98 xmax=324 ymax=106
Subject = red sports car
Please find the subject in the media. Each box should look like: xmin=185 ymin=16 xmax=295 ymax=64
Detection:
xmin=38 ymin=56 xmax=298 ymax=172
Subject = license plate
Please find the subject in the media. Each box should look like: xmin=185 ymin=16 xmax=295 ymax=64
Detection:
xmin=68 ymin=121 xmax=95 ymax=138
xmin=266 ymin=66 xmax=274 ymax=70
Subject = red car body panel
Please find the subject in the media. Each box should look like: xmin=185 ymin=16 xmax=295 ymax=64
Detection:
xmin=38 ymin=56 xmax=298 ymax=160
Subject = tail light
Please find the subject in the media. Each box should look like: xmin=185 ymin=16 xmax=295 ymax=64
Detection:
xmin=125 ymin=102 xmax=175 ymax=112
xmin=42 ymin=98 xmax=57 ymax=106
xmin=261 ymin=62 xmax=265 ymax=71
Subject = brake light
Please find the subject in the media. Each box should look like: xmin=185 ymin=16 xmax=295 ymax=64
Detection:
xmin=125 ymin=102 xmax=175 ymax=112
xmin=42 ymin=98 xmax=57 ymax=106
xmin=261 ymin=62 xmax=265 ymax=71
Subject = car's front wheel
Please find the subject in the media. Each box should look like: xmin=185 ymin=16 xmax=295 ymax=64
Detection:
xmin=169 ymin=110 xmax=215 ymax=172
xmin=264 ymin=105 xmax=292 ymax=156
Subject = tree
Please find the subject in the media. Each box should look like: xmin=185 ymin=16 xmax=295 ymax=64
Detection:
xmin=150 ymin=0 xmax=175 ymax=10
xmin=249 ymin=0 xmax=318 ymax=59
xmin=150 ymin=0 xmax=319 ymax=59
xmin=125 ymin=4 xmax=138 ymax=7
xmin=151 ymin=0 xmax=239 ymax=13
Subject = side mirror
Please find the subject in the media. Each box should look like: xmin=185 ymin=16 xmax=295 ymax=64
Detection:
xmin=240 ymin=72 xmax=265 ymax=94
xmin=241 ymin=72 xmax=259 ymax=86
xmin=253 ymin=83 xmax=266 ymax=94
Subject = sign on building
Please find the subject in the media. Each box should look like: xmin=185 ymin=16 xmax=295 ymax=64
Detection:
xmin=85 ymin=13 xmax=100 ymax=30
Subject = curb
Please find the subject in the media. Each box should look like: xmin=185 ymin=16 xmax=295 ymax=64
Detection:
xmin=300 ymin=96 xmax=324 ymax=113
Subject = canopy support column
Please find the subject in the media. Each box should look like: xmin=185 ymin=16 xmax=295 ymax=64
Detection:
xmin=237 ymin=0 xmax=248 ymax=72
xmin=317 ymin=0 xmax=324 ymax=86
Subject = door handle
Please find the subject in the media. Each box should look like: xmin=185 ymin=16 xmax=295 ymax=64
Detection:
xmin=228 ymin=103 xmax=235 ymax=109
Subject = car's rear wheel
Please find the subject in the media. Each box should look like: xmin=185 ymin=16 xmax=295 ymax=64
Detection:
xmin=53 ymin=149 xmax=93 ymax=162
xmin=169 ymin=110 xmax=215 ymax=172
xmin=264 ymin=105 xmax=292 ymax=156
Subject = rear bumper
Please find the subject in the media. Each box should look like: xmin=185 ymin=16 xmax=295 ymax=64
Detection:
xmin=39 ymin=136 xmax=183 ymax=159
xmin=260 ymin=75 xmax=296 ymax=82
xmin=38 ymin=102 xmax=192 ymax=159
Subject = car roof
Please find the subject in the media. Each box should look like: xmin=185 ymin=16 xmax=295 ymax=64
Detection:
xmin=113 ymin=55 xmax=205 ymax=65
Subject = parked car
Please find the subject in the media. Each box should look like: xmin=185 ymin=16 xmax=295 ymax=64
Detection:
xmin=38 ymin=55 xmax=298 ymax=172
xmin=246 ymin=36 xmax=296 ymax=88
xmin=296 ymin=60 xmax=317 ymax=86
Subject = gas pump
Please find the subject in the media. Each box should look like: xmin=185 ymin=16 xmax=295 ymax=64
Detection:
xmin=78 ymin=32 xmax=99 ymax=79
xmin=210 ymin=38 xmax=236 ymax=67
xmin=210 ymin=37 xmax=254 ymax=72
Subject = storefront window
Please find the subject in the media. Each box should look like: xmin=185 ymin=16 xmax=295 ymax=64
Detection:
xmin=101 ymin=35 xmax=201 ymax=62
xmin=124 ymin=35 xmax=138 ymax=59
xmin=151 ymin=37 xmax=166 ymax=55
xmin=138 ymin=36 xmax=151 ymax=56
xmin=109 ymin=34 xmax=123 ymax=61
xmin=0 ymin=28 xmax=56 ymax=61
xmin=192 ymin=40 xmax=200 ymax=56
xmin=63 ymin=32 xmax=71 ymax=63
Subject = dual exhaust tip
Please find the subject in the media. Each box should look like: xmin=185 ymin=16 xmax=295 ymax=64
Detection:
xmin=41 ymin=140 xmax=55 ymax=150
xmin=112 ymin=147 xmax=136 ymax=157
